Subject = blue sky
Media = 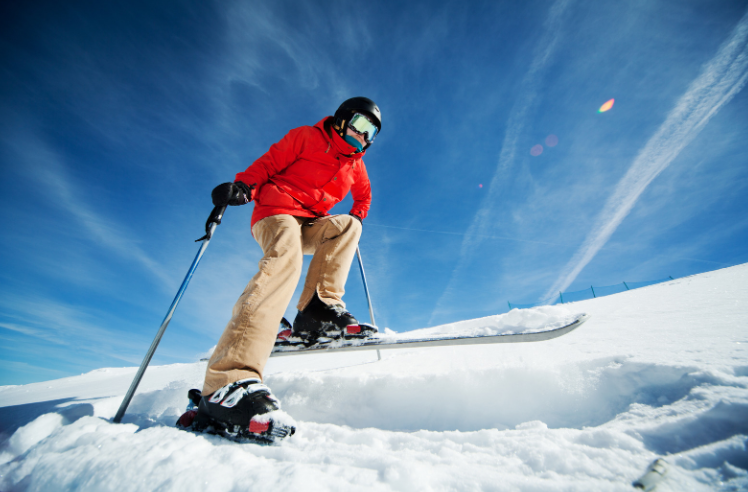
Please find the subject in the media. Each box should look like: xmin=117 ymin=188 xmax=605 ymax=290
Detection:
xmin=2 ymin=0 xmax=747 ymax=385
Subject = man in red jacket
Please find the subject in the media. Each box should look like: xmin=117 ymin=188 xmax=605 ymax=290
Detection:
xmin=187 ymin=97 xmax=381 ymax=443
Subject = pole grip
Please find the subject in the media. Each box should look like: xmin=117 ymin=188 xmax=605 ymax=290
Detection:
xmin=196 ymin=205 xmax=227 ymax=242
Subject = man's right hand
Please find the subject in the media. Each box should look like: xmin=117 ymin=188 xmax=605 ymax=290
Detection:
xmin=212 ymin=182 xmax=255 ymax=207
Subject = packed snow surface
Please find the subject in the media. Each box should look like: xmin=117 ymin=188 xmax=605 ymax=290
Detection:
xmin=1 ymin=264 xmax=747 ymax=491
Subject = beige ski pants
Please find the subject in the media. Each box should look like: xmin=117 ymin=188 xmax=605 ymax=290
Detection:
xmin=202 ymin=214 xmax=362 ymax=396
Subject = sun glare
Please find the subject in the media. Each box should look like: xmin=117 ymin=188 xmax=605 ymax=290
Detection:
xmin=598 ymin=98 xmax=615 ymax=113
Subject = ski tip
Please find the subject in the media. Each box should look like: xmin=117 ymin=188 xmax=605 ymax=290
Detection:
xmin=567 ymin=313 xmax=591 ymax=331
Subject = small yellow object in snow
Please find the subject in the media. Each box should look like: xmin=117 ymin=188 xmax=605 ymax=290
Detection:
xmin=632 ymin=458 xmax=668 ymax=491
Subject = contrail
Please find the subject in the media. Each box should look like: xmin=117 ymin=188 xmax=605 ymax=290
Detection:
xmin=428 ymin=0 xmax=573 ymax=325
xmin=366 ymin=223 xmax=574 ymax=247
xmin=542 ymin=9 xmax=748 ymax=302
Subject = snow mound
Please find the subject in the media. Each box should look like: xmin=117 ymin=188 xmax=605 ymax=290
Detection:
xmin=1 ymin=263 xmax=747 ymax=491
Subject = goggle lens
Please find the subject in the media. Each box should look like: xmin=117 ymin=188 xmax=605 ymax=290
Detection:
xmin=349 ymin=113 xmax=378 ymax=143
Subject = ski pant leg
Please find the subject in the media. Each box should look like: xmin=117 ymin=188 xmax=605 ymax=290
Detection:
xmin=202 ymin=215 xmax=304 ymax=396
xmin=297 ymin=214 xmax=362 ymax=310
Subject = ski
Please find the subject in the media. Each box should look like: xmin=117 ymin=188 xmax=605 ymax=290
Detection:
xmin=271 ymin=313 xmax=590 ymax=356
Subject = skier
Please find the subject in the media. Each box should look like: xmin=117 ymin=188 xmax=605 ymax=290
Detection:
xmin=179 ymin=97 xmax=382 ymax=442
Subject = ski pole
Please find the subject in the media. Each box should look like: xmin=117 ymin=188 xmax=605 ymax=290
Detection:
xmin=355 ymin=246 xmax=380 ymax=361
xmin=113 ymin=205 xmax=227 ymax=424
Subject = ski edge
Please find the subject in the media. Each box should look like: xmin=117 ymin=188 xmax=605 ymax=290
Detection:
xmin=270 ymin=313 xmax=590 ymax=357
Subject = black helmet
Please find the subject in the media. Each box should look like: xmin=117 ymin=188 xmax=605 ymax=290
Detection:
xmin=333 ymin=97 xmax=382 ymax=151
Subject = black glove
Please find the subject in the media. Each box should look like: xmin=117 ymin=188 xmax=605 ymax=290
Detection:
xmin=212 ymin=182 xmax=254 ymax=207
xmin=349 ymin=213 xmax=362 ymax=224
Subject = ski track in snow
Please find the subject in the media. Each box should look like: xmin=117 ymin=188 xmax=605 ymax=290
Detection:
xmin=1 ymin=264 xmax=748 ymax=491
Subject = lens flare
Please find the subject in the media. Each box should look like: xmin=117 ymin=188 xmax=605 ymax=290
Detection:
xmin=598 ymin=98 xmax=615 ymax=113
xmin=545 ymin=134 xmax=559 ymax=147
xmin=530 ymin=144 xmax=543 ymax=156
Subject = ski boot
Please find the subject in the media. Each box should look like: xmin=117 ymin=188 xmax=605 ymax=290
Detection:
xmin=275 ymin=317 xmax=305 ymax=347
xmin=289 ymin=292 xmax=377 ymax=344
xmin=176 ymin=379 xmax=296 ymax=444
xmin=175 ymin=388 xmax=203 ymax=429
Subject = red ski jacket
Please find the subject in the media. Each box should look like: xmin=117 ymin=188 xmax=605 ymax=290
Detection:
xmin=235 ymin=117 xmax=372 ymax=229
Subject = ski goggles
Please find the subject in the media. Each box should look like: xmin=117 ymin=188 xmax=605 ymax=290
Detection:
xmin=348 ymin=113 xmax=379 ymax=143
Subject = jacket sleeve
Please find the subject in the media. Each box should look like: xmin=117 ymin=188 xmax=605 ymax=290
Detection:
xmin=234 ymin=127 xmax=306 ymax=198
xmin=349 ymin=159 xmax=372 ymax=220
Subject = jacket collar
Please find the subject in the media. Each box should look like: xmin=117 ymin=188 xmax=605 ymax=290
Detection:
xmin=315 ymin=117 xmax=366 ymax=159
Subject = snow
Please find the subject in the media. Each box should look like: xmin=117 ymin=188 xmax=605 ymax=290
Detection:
xmin=380 ymin=305 xmax=583 ymax=338
xmin=1 ymin=263 xmax=747 ymax=491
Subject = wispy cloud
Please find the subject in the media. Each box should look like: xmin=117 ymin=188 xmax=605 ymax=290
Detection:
xmin=0 ymin=322 xmax=69 ymax=345
xmin=367 ymin=223 xmax=577 ymax=248
xmin=0 ymin=294 xmax=144 ymax=365
xmin=3 ymin=131 xmax=176 ymax=291
xmin=542 ymin=8 xmax=748 ymax=302
xmin=429 ymin=0 xmax=574 ymax=324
